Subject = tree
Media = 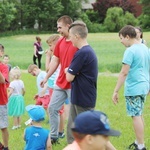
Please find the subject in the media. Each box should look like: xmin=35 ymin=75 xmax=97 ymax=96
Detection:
xmin=92 ymin=0 xmax=136 ymax=23
xmin=0 ymin=2 xmax=17 ymax=31
xmin=138 ymin=0 xmax=150 ymax=29
xmin=22 ymin=0 xmax=63 ymax=31
xmin=104 ymin=7 xmax=138 ymax=32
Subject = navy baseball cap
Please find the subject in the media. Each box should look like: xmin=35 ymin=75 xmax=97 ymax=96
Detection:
xmin=26 ymin=105 xmax=45 ymax=122
xmin=71 ymin=110 xmax=121 ymax=136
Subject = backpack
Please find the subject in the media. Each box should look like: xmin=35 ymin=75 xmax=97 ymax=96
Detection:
xmin=35 ymin=42 xmax=44 ymax=54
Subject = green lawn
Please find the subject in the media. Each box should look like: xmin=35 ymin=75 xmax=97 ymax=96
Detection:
xmin=0 ymin=73 xmax=150 ymax=150
xmin=0 ymin=32 xmax=150 ymax=72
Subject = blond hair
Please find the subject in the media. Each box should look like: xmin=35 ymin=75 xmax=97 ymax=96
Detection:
xmin=46 ymin=34 xmax=60 ymax=44
xmin=10 ymin=66 xmax=21 ymax=80
xmin=27 ymin=64 xmax=38 ymax=73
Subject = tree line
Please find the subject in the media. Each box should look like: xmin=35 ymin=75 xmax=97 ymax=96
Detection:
xmin=0 ymin=0 xmax=149 ymax=33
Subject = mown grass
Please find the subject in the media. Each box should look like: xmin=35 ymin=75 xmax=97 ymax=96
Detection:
xmin=0 ymin=32 xmax=150 ymax=72
xmin=0 ymin=73 xmax=150 ymax=150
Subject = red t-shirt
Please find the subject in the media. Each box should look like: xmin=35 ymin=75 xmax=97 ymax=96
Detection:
xmin=0 ymin=63 xmax=9 ymax=105
xmin=54 ymin=37 xmax=78 ymax=89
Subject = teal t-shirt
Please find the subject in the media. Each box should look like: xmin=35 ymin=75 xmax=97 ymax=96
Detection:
xmin=122 ymin=43 xmax=150 ymax=96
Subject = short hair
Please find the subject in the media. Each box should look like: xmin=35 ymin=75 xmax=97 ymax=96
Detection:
xmin=69 ymin=20 xmax=88 ymax=38
xmin=57 ymin=15 xmax=73 ymax=25
xmin=10 ymin=66 xmax=21 ymax=80
xmin=46 ymin=34 xmax=60 ymax=44
xmin=0 ymin=44 xmax=4 ymax=52
xmin=72 ymin=131 xmax=87 ymax=143
xmin=119 ymin=25 xmax=136 ymax=38
xmin=28 ymin=64 xmax=38 ymax=73
xmin=3 ymin=54 xmax=9 ymax=58
xmin=135 ymin=26 xmax=143 ymax=38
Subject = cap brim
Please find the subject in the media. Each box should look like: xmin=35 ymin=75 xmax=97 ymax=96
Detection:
xmin=99 ymin=129 xmax=121 ymax=137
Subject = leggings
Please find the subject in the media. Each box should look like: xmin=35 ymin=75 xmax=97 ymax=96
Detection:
xmin=33 ymin=54 xmax=42 ymax=68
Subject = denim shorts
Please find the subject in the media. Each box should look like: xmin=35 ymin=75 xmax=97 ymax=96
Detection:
xmin=0 ymin=105 xmax=8 ymax=129
xmin=125 ymin=95 xmax=146 ymax=117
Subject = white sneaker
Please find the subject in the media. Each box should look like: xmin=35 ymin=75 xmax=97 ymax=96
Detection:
xmin=12 ymin=126 xmax=18 ymax=130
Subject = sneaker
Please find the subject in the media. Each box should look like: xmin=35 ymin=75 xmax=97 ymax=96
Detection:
xmin=12 ymin=126 xmax=18 ymax=130
xmin=58 ymin=132 xmax=65 ymax=138
xmin=135 ymin=148 xmax=147 ymax=150
xmin=128 ymin=142 xmax=138 ymax=149
xmin=51 ymin=138 xmax=59 ymax=145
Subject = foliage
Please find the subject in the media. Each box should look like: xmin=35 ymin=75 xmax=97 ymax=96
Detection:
xmin=0 ymin=2 xmax=17 ymax=31
xmin=85 ymin=10 xmax=100 ymax=23
xmin=104 ymin=7 xmax=138 ymax=32
xmin=92 ymin=0 xmax=137 ymax=23
xmin=138 ymin=0 xmax=150 ymax=29
xmin=22 ymin=0 xmax=63 ymax=31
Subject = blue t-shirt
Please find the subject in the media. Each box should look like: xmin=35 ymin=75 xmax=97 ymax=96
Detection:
xmin=24 ymin=126 xmax=49 ymax=150
xmin=68 ymin=45 xmax=98 ymax=108
xmin=122 ymin=43 xmax=150 ymax=96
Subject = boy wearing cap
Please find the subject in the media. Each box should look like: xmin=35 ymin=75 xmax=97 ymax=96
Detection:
xmin=112 ymin=25 xmax=149 ymax=150
xmin=23 ymin=105 xmax=52 ymax=150
xmin=63 ymin=110 xmax=120 ymax=150
xmin=0 ymin=44 xmax=9 ymax=150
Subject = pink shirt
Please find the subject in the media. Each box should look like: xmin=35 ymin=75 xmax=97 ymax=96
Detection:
xmin=63 ymin=141 xmax=81 ymax=150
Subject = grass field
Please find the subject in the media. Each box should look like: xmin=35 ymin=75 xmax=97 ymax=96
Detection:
xmin=0 ymin=32 xmax=150 ymax=72
xmin=0 ymin=33 xmax=150 ymax=149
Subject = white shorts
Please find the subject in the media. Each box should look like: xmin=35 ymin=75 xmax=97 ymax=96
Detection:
xmin=0 ymin=105 xmax=8 ymax=129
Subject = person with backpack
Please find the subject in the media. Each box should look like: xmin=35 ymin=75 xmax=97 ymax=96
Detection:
xmin=33 ymin=36 xmax=44 ymax=69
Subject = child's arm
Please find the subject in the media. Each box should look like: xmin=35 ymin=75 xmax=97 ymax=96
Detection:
xmin=22 ymin=87 xmax=25 ymax=96
xmin=45 ymin=49 xmax=53 ymax=72
xmin=7 ymin=87 xmax=13 ymax=98
xmin=46 ymin=134 xmax=52 ymax=150
xmin=40 ymin=82 xmax=48 ymax=97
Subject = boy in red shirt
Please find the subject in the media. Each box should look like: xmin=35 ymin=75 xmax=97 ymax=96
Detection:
xmin=0 ymin=44 xmax=9 ymax=150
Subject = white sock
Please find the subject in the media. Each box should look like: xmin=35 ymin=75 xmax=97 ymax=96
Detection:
xmin=138 ymin=143 xmax=145 ymax=149
xmin=135 ymin=140 xmax=138 ymax=145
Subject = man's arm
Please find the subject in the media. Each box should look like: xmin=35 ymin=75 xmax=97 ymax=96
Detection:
xmin=112 ymin=64 xmax=130 ymax=104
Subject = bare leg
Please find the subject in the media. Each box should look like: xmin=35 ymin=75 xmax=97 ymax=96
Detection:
xmin=59 ymin=112 xmax=65 ymax=133
xmin=1 ymin=128 xmax=9 ymax=148
xmin=132 ymin=116 xmax=144 ymax=144
xmin=13 ymin=117 xmax=18 ymax=126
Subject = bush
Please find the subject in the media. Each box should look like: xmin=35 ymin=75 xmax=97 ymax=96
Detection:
xmin=104 ymin=7 xmax=138 ymax=32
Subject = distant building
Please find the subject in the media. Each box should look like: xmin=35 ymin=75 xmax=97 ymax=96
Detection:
xmin=82 ymin=0 xmax=96 ymax=10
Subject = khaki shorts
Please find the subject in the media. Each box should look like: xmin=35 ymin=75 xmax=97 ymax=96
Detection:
xmin=0 ymin=105 xmax=8 ymax=129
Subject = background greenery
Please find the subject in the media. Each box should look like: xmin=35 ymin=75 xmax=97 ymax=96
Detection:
xmin=0 ymin=33 xmax=150 ymax=149
xmin=0 ymin=0 xmax=150 ymax=33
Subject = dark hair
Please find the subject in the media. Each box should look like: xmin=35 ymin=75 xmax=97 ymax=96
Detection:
xmin=119 ymin=25 xmax=136 ymax=38
xmin=36 ymin=36 xmax=41 ymax=41
xmin=3 ymin=54 xmax=9 ymax=58
xmin=135 ymin=26 xmax=143 ymax=38
xmin=69 ymin=20 xmax=88 ymax=38
xmin=57 ymin=15 xmax=73 ymax=25
xmin=0 ymin=44 xmax=4 ymax=52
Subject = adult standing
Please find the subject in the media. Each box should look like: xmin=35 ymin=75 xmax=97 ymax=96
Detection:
xmin=33 ymin=36 xmax=44 ymax=69
xmin=40 ymin=15 xmax=78 ymax=143
xmin=112 ymin=25 xmax=150 ymax=150
xmin=0 ymin=44 xmax=9 ymax=150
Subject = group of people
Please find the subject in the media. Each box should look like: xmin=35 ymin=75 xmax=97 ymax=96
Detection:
xmin=0 ymin=14 xmax=149 ymax=150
